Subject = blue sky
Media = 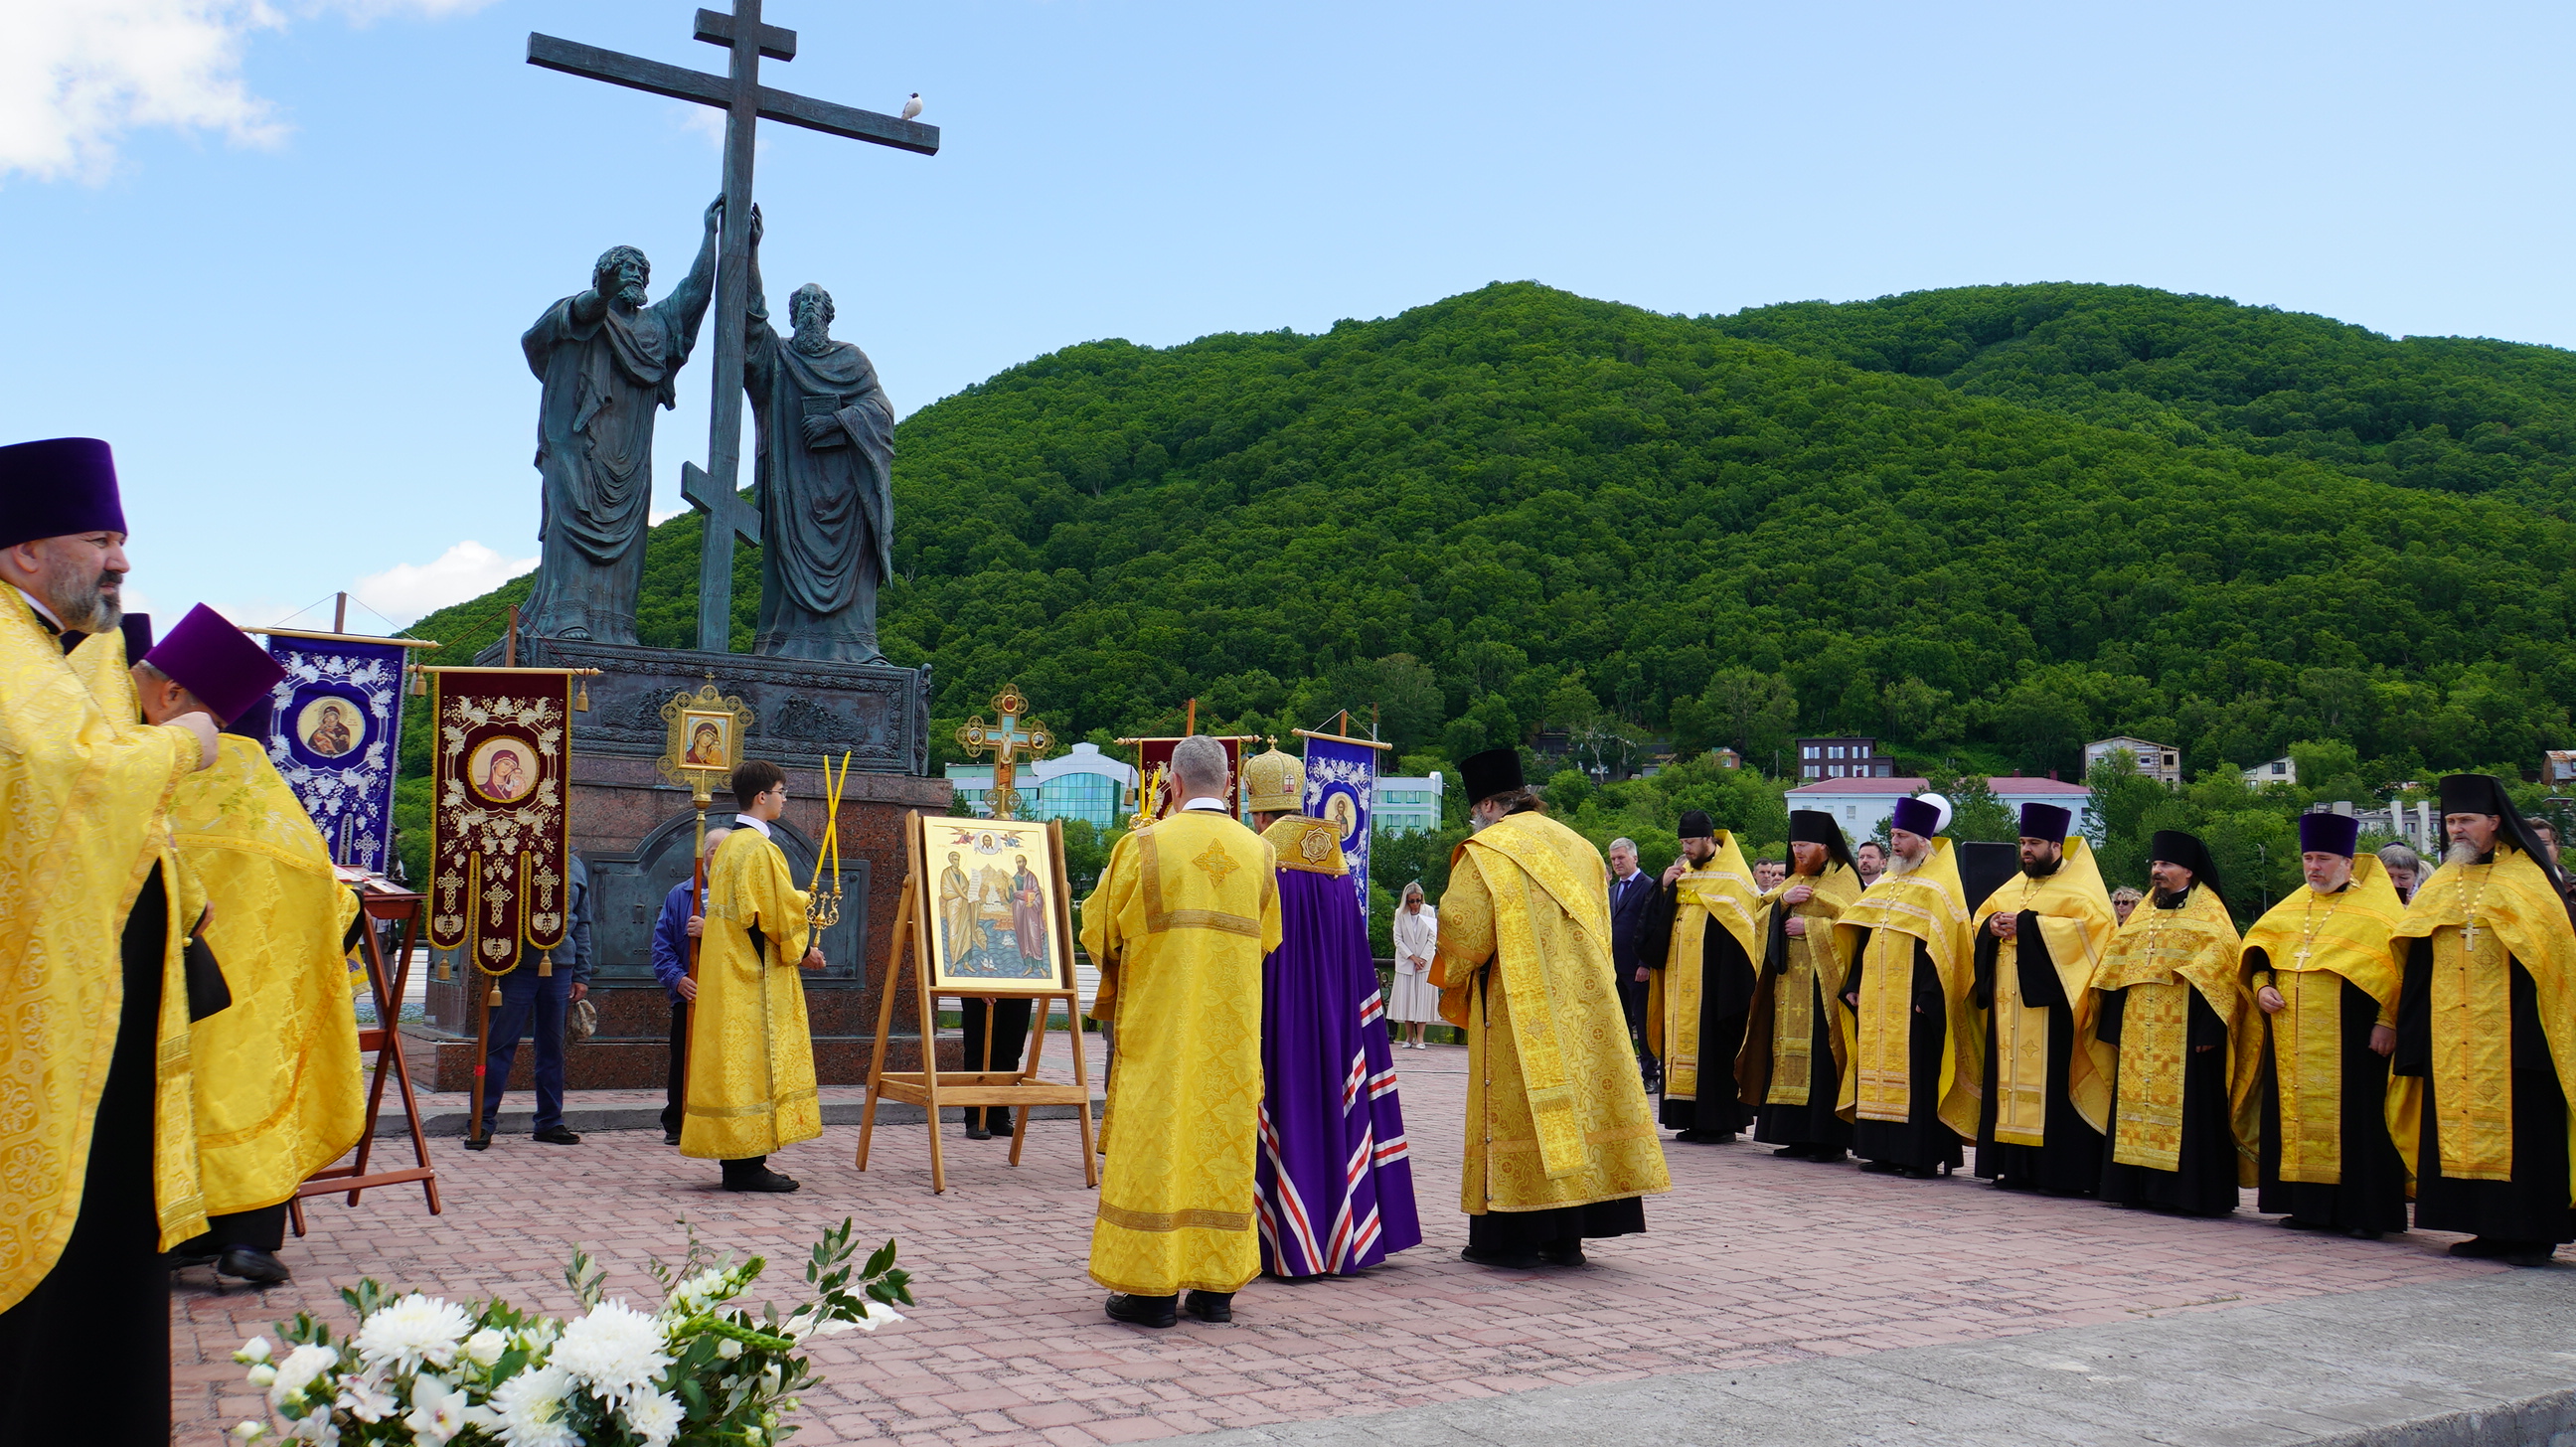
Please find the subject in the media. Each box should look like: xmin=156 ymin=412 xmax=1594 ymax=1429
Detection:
xmin=5 ymin=0 xmax=2572 ymax=633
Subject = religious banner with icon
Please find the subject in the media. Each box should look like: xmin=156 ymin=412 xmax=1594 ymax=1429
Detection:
xmin=1122 ymin=735 xmax=1258 ymax=823
xmin=426 ymin=671 xmax=572 ymax=986
xmin=1299 ymin=732 xmax=1386 ymax=916
xmin=258 ymin=633 xmax=411 ymax=871
xmin=918 ymin=814 xmax=1071 ymax=994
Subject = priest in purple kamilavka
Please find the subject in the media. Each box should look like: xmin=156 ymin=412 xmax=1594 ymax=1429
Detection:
xmin=1243 ymin=747 xmax=1421 ymax=1279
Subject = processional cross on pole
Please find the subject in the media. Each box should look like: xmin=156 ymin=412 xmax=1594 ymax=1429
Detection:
xmin=957 ymin=687 xmax=1052 ymax=822
xmin=529 ymin=2 xmax=939 ymax=654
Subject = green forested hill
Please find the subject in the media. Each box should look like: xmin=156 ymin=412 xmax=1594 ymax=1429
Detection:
xmin=406 ymin=280 xmax=2576 ymax=801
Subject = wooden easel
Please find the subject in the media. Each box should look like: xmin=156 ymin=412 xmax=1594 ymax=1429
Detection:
xmin=856 ymin=812 xmax=1097 ymax=1194
xmin=292 ymin=888 xmax=439 ymax=1233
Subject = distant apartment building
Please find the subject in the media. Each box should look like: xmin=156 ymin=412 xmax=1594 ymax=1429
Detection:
xmin=1797 ymin=736 xmax=1895 ymax=780
xmin=1372 ymin=772 xmax=1445 ymax=835
xmin=2085 ymin=735 xmax=2182 ymax=787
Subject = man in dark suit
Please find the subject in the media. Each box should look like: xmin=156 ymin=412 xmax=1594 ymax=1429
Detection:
xmin=1607 ymin=836 xmax=1661 ymax=1091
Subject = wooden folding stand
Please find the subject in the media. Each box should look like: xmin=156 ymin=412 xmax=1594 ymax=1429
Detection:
xmin=856 ymin=812 xmax=1096 ymax=1194
xmin=292 ymin=888 xmax=440 ymax=1233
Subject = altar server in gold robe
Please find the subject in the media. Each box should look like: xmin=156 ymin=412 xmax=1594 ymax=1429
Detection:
xmin=2241 ymin=812 xmax=2408 ymax=1239
xmin=1835 ymin=796 xmax=1977 ymax=1180
xmin=2390 ymin=773 xmax=2576 ymax=1266
xmin=1639 ymin=809 xmax=1762 ymax=1142
xmin=1080 ymin=734 xmax=1281 ymax=1327
xmin=2093 ymin=830 xmax=2257 ymax=1215
xmin=1435 ymin=748 xmax=1669 ymax=1269
xmin=1970 ymin=804 xmax=2117 ymax=1197
xmin=0 ymin=437 xmax=222 ymax=1446
xmin=680 ymin=758 xmax=825 ymax=1193
xmin=1736 ymin=810 xmax=1861 ymax=1162
xmin=134 ymin=605 xmax=366 ymax=1284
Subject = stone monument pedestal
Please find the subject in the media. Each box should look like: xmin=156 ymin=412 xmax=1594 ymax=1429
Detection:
xmin=423 ymin=638 xmax=958 ymax=1088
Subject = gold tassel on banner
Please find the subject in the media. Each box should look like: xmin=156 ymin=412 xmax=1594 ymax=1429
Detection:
xmin=575 ymin=678 xmax=589 ymax=712
xmin=486 ymin=984 xmax=503 ymax=1006
xmin=538 ymin=950 xmax=554 ymax=977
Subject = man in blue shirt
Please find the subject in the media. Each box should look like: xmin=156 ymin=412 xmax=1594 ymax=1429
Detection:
xmin=470 ymin=855 xmax=595 ymax=1148
xmin=652 ymin=828 xmax=729 ymax=1145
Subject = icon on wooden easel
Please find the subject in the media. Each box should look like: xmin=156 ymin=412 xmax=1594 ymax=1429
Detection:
xmin=919 ymin=815 xmax=1068 ymax=993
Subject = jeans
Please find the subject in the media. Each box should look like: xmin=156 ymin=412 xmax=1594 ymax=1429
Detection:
xmin=480 ymin=964 xmax=570 ymax=1133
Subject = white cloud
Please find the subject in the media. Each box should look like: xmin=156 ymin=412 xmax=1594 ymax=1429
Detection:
xmin=353 ymin=540 xmax=535 ymax=626
xmin=0 ymin=1 xmax=493 ymax=184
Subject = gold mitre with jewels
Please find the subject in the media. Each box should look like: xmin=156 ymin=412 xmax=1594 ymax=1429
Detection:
xmin=1243 ymin=746 xmax=1307 ymax=813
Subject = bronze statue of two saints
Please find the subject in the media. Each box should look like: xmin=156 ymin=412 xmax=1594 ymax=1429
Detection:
xmin=519 ymin=202 xmax=894 ymax=662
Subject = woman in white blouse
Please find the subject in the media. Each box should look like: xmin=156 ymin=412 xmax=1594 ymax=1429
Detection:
xmin=1387 ymin=880 xmax=1440 ymax=1048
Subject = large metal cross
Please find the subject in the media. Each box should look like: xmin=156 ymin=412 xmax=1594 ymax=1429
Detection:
xmin=529 ymin=3 xmax=939 ymax=654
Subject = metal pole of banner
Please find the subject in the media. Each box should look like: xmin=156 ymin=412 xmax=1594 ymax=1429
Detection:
xmin=504 ymin=605 xmax=519 ymax=670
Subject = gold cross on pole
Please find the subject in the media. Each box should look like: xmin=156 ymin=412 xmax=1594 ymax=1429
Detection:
xmin=957 ymin=686 xmax=1053 ymax=821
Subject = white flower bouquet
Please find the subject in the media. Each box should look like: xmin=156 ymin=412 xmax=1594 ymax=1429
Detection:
xmin=230 ymin=1218 xmax=912 ymax=1446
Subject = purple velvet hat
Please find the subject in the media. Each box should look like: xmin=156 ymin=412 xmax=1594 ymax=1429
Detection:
xmin=142 ymin=604 xmax=284 ymax=725
xmin=2298 ymin=812 xmax=2360 ymax=859
xmin=0 ymin=437 xmax=126 ymax=551
xmin=1890 ymin=795 xmax=1941 ymax=838
xmin=2019 ymin=802 xmax=2071 ymax=841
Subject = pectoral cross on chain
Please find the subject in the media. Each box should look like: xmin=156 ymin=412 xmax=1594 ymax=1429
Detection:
xmin=957 ymin=688 xmax=1053 ymax=822
xmin=529 ymin=2 xmax=939 ymax=654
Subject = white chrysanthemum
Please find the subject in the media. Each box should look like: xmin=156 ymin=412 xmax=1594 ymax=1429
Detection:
xmin=463 ymin=1329 xmax=508 ymax=1367
xmin=489 ymin=1364 xmax=580 ymax=1447
xmin=269 ymin=1344 xmax=339 ymax=1409
xmin=552 ymin=1299 xmax=671 ymax=1407
xmin=353 ymin=1294 xmax=473 ymax=1373
xmin=622 ymin=1388 xmax=684 ymax=1447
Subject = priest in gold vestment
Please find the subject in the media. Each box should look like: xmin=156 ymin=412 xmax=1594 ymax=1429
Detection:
xmin=2390 ymin=773 xmax=2576 ymax=1266
xmin=136 ymin=605 xmax=367 ymax=1284
xmin=1080 ymin=735 xmax=1281 ymax=1328
xmin=1736 ymin=809 xmax=1860 ymax=1163
xmin=0 ymin=437 xmax=222 ymax=1446
xmin=1970 ymin=804 xmax=2116 ymax=1197
xmin=680 ymin=759 xmax=825 ymax=1193
xmin=1834 ymin=796 xmax=1977 ymax=1180
xmin=1639 ymin=809 xmax=1762 ymax=1142
xmin=2241 ymin=811 xmax=2408 ymax=1239
xmin=1434 ymin=748 xmax=1669 ymax=1269
xmin=2093 ymin=830 xmax=2257 ymax=1214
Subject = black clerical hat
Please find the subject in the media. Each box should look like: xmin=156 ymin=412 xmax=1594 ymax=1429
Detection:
xmin=2149 ymin=829 xmax=2225 ymax=905
xmin=2440 ymin=773 xmax=2506 ymax=819
xmin=1890 ymin=796 xmax=1941 ymax=838
xmin=0 ymin=437 xmax=125 ymax=551
xmin=2018 ymin=802 xmax=2071 ymax=841
xmin=1677 ymin=809 xmax=1714 ymax=840
xmin=1789 ymin=810 xmax=1840 ymax=846
xmin=1458 ymin=747 xmax=1524 ymax=805
xmin=2298 ymin=812 xmax=2359 ymax=859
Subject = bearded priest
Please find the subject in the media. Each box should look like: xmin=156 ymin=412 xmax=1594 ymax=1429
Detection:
xmin=1835 ymin=796 xmax=1977 ymax=1180
xmin=1435 ymin=748 xmax=1668 ymax=1270
xmin=680 ymin=759 xmax=826 ymax=1194
xmin=1970 ymin=804 xmax=2117 ymax=1197
xmin=137 ymin=606 xmax=366 ymax=1286
xmin=0 ymin=437 xmax=223 ymax=1446
xmin=2094 ymin=831 xmax=2257 ymax=1215
xmin=2390 ymin=773 xmax=2576 ymax=1267
xmin=1737 ymin=810 xmax=1861 ymax=1163
xmin=1080 ymin=735 xmax=1281 ymax=1327
xmin=1241 ymin=747 xmax=1420 ymax=1282
xmin=1639 ymin=809 xmax=1763 ymax=1142
xmin=2241 ymin=812 xmax=2409 ymax=1239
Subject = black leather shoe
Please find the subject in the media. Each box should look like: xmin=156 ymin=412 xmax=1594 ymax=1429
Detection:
xmin=217 ymin=1246 xmax=291 ymax=1285
xmin=1856 ymin=1159 xmax=1901 ymax=1174
xmin=1771 ymin=1144 xmax=1810 ymax=1159
xmin=2451 ymin=1236 xmax=2511 ymax=1258
xmin=723 ymin=1170 xmax=801 ymax=1194
xmin=1537 ymin=1241 xmax=1586 ymax=1268
xmin=462 ymin=1136 xmax=492 ymax=1151
xmin=165 ymin=1249 xmax=218 ymax=1271
xmin=663 ymin=1130 xmax=681 ymax=1146
xmin=1105 ymin=1293 xmax=1177 ymax=1328
xmin=1459 ymin=1246 xmax=1543 ymax=1270
xmin=965 ymin=1123 xmax=992 ymax=1141
xmin=1183 ymin=1290 xmax=1233 ymax=1323
xmin=2503 ymin=1243 xmax=2558 ymax=1267
xmin=534 ymin=1125 xmax=582 ymax=1145
xmin=1897 ymin=1167 xmax=1942 ymax=1181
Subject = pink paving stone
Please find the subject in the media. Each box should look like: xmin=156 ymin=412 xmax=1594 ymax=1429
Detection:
xmin=175 ymin=1040 xmax=2505 ymax=1446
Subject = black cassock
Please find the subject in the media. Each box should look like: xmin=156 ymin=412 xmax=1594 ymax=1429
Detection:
xmin=2395 ymin=938 xmax=2576 ymax=1244
xmin=2096 ymin=982 xmax=2238 ymax=1214
xmin=1749 ymin=904 xmax=1850 ymax=1155
xmin=1640 ymin=881 xmax=1756 ymax=1137
xmin=2244 ymin=948 xmax=2408 ymax=1234
xmin=0 ymin=865 xmax=173 ymax=1443
xmin=1842 ymin=927 xmax=1961 ymax=1174
xmin=1972 ymin=911 xmax=2104 ymax=1195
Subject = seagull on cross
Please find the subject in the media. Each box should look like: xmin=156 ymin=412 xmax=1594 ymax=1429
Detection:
xmin=900 ymin=92 xmax=923 ymax=121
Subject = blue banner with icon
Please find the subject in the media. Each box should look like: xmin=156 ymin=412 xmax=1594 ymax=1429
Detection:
xmin=262 ymin=636 xmax=406 ymax=872
xmin=1301 ymin=735 xmax=1375 ymax=916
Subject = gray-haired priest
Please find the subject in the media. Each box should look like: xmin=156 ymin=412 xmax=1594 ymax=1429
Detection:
xmin=1970 ymin=803 xmax=2117 ymax=1197
xmin=1835 ymin=796 xmax=1978 ymax=1180
xmin=1433 ymin=748 xmax=1669 ymax=1270
xmin=2390 ymin=774 xmax=2576 ymax=1266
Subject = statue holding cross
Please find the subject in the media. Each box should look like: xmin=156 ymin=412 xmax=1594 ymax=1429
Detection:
xmin=523 ymin=1 xmax=937 ymax=656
